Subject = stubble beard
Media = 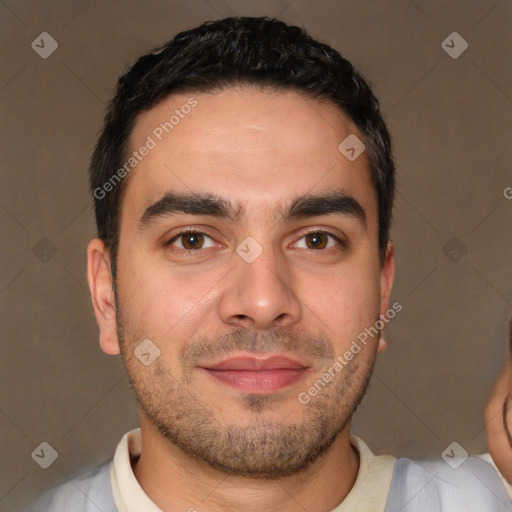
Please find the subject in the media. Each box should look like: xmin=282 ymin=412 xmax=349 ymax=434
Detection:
xmin=115 ymin=302 xmax=376 ymax=479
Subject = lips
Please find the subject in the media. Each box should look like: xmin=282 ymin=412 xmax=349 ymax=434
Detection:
xmin=204 ymin=355 xmax=308 ymax=371
xmin=200 ymin=355 xmax=310 ymax=393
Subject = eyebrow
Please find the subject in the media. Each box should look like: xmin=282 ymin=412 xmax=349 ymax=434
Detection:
xmin=138 ymin=190 xmax=367 ymax=231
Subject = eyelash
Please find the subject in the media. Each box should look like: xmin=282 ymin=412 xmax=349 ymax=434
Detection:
xmin=165 ymin=228 xmax=346 ymax=253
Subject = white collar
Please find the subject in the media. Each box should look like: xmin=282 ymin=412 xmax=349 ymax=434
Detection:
xmin=111 ymin=428 xmax=396 ymax=512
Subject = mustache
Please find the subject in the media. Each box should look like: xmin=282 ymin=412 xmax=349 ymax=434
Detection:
xmin=180 ymin=326 xmax=335 ymax=367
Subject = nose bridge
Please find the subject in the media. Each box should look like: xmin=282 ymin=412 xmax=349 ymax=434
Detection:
xmin=218 ymin=237 xmax=302 ymax=329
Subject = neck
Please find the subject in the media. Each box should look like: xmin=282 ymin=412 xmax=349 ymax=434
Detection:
xmin=132 ymin=414 xmax=360 ymax=512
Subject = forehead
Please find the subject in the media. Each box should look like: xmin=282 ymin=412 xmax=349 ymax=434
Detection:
xmin=121 ymin=87 xmax=376 ymax=225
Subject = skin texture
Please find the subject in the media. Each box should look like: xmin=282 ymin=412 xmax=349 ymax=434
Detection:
xmin=87 ymin=87 xmax=395 ymax=511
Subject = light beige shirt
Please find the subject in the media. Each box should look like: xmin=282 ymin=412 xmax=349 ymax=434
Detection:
xmin=110 ymin=428 xmax=396 ymax=512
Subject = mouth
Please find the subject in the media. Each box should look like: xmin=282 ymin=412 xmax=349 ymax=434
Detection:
xmin=199 ymin=354 xmax=311 ymax=393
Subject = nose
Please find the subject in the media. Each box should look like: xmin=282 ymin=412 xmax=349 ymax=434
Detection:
xmin=218 ymin=244 xmax=302 ymax=331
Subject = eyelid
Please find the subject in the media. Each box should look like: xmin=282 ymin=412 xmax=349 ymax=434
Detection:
xmin=165 ymin=227 xmax=346 ymax=252
xmin=165 ymin=227 xmax=220 ymax=249
xmin=291 ymin=229 xmax=346 ymax=249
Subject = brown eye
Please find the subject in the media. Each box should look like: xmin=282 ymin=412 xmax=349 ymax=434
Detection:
xmin=305 ymin=232 xmax=329 ymax=249
xmin=167 ymin=231 xmax=215 ymax=250
xmin=181 ymin=233 xmax=204 ymax=249
xmin=294 ymin=231 xmax=342 ymax=250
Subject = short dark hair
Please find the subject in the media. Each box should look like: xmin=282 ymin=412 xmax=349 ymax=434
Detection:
xmin=89 ymin=16 xmax=395 ymax=279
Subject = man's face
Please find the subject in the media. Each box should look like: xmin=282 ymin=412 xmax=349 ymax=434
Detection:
xmin=93 ymin=87 xmax=394 ymax=478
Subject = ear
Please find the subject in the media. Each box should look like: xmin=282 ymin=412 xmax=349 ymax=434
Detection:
xmin=86 ymin=238 xmax=120 ymax=355
xmin=377 ymin=241 xmax=395 ymax=354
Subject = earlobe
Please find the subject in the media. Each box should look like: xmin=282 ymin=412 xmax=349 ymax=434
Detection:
xmin=86 ymin=238 xmax=121 ymax=355
xmin=377 ymin=337 xmax=387 ymax=353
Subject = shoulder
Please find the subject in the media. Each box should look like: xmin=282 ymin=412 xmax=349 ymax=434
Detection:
xmin=22 ymin=460 xmax=117 ymax=512
xmin=385 ymin=454 xmax=512 ymax=511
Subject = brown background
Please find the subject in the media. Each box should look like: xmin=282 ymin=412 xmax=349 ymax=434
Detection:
xmin=1 ymin=0 xmax=511 ymax=509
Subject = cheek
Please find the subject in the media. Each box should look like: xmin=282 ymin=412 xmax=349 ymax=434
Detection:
xmin=303 ymin=263 xmax=381 ymax=341
xmin=117 ymin=256 xmax=220 ymax=340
